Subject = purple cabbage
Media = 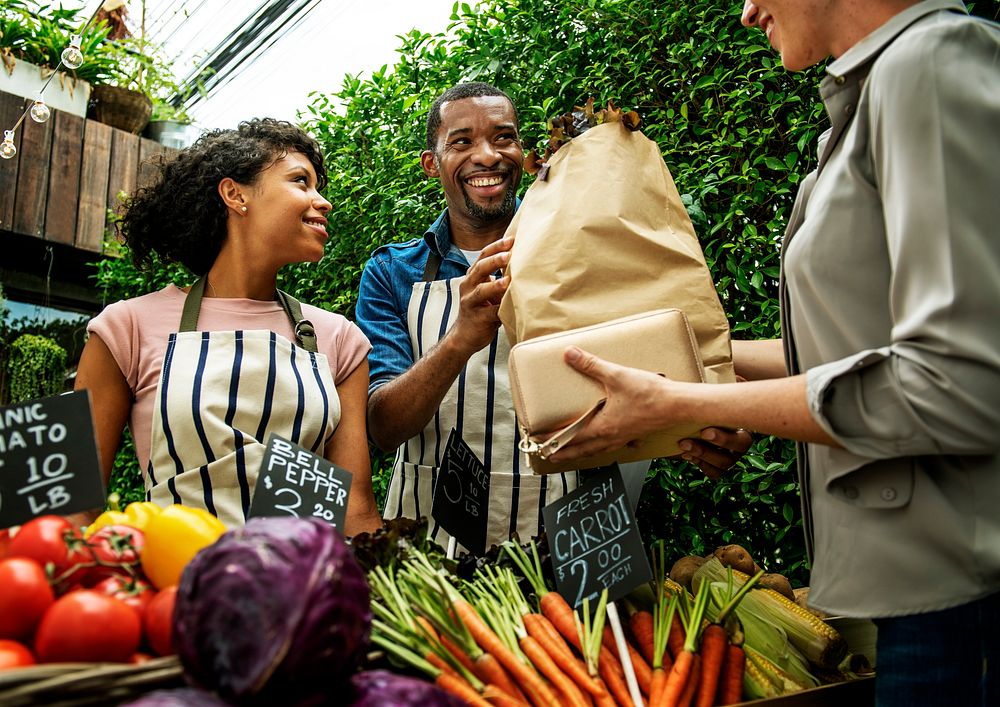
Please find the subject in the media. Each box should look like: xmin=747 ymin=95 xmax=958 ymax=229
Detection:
xmin=348 ymin=670 xmax=466 ymax=707
xmin=120 ymin=688 xmax=232 ymax=706
xmin=174 ymin=517 xmax=371 ymax=706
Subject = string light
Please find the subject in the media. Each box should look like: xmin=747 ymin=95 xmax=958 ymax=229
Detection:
xmin=1 ymin=4 xmax=103 ymax=160
xmin=1 ymin=131 xmax=16 ymax=160
xmin=61 ymin=35 xmax=86 ymax=71
xmin=29 ymin=99 xmax=51 ymax=124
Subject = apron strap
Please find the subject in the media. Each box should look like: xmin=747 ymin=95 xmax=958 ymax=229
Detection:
xmin=276 ymin=289 xmax=319 ymax=353
xmin=179 ymin=277 xmax=319 ymax=353
xmin=422 ymin=250 xmax=443 ymax=282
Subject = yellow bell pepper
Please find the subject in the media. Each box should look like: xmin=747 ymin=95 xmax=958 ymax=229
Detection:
xmin=83 ymin=509 xmax=131 ymax=538
xmin=122 ymin=501 xmax=163 ymax=532
xmin=141 ymin=505 xmax=227 ymax=589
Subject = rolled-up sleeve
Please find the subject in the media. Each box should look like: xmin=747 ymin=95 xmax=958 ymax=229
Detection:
xmin=807 ymin=19 xmax=1000 ymax=459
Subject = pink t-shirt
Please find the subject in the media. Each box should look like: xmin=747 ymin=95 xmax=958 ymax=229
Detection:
xmin=86 ymin=284 xmax=371 ymax=472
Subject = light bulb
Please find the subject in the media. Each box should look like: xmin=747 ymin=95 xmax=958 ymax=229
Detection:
xmin=1 ymin=131 xmax=16 ymax=160
xmin=61 ymin=36 xmax=84 ymax=70
xmin=30 ymin=99 xmax=51 ymax=123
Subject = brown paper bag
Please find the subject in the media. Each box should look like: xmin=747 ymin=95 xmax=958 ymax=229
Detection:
xmin=498 ymin=121 xmax=735 ymax=384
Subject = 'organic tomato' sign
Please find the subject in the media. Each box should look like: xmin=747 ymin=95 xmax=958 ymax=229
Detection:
xmin=0 ymin=391 xmax=106 ymax=528
xmin=543 ymin=465 xmax=651 ymax=608
xmin=250 ymin=433 xmax=353 ymax=530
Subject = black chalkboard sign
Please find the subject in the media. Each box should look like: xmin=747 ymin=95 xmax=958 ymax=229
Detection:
xmin=249 ymin=433 xmax=353 ymax=530
xmin=0 ymin=391 xmax=106 ymax=529
xmin=431 ymin=428 xmax=490 ymax=555
xmin=543 ymin=465 xmax=652 ymax=608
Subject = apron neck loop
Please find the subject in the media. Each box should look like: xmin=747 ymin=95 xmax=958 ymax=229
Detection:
xmin=422 ymin=250 xmax=443 ymax=282
xmin=179 ymin=277 xmax=319 ymax=353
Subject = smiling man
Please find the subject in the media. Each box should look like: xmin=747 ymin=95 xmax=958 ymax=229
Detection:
xmin=356 ymin=82 xmax=750 ymax=550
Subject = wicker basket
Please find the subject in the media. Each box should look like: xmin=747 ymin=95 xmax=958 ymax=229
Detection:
xmin=87 ymin=85 xmax=153 ymax=135
xmin=0 ymin=656 xmax=184 ymax=707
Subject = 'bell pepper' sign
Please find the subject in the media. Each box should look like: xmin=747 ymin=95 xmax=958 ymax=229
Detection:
xmin=0 ymin=391 xmax=106 ymax=529
xmin=543 ymin=464 xmax=652 ymax=608
xmin=250 ymin=433 xmax=353 ymax=531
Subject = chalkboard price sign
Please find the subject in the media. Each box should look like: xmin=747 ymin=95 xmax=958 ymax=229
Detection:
xmin=0 ymin=391 xmax=106 ymax=529
xmin=249 ymin=434 xmax=353 ymax=530
xmin=431 ymin=428 xmax=490 ymax=556
xmin=543 ymin=465 xmax=652 ymax=608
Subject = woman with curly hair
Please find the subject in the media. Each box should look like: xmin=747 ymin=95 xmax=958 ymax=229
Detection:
xmin=75 ymin=118 xmax=383 ymax=534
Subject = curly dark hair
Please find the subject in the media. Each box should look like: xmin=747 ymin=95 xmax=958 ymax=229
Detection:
xmin=118 ymin=118 xmax=327 ymax=275
xmin=425 ymin=82 xmax=519 ymax=154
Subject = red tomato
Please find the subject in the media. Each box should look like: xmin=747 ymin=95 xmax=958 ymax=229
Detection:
xmin=0 ymin=528 xmax=13 ymax=558
xmin=92 ymin=575 xmax=155 ymax=617
xmin=142 ymin=586 xmax=177 ymax=657
xmin=7 ymin=516 xmax=93 ymax=590
xmin=34 ymin=590 xmax=141 ymax=663
xmin=0 ymin=558 xmax=55 ymax=640
xmin=84 ymin=525 xmax=145 ymax=585
xmin=0 ymin=639 xmax=35 ymax=670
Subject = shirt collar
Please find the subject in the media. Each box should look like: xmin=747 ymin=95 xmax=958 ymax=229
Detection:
xmin=422 ymin=198 xmax=522 ymax=256
xmin=825 ymin=0 xmax=968 ymax=82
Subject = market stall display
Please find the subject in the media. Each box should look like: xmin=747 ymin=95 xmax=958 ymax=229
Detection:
xmin=0 ymin=511 xmax=873 ymax=706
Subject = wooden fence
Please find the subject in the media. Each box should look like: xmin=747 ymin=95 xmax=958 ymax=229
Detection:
xmin=0 ymin=89 xmax=176 ymax=255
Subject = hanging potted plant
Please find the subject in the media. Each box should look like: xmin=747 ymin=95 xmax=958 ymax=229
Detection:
xmin=0 ymin=0 xmax=116 ymax=118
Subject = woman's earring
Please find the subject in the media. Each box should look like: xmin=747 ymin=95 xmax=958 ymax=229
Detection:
xmin=241 ymin=206 xmax=248 ymax=214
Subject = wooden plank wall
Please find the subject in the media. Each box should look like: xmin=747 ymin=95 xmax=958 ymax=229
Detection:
xmin=0 ymin=89 xmax=177 ymax=254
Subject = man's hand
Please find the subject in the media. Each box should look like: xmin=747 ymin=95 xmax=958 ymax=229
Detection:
xmin=448 ymin=237 xmax=512 ymax=355
xmin=679 ymin=427 xmax=754 ymax=479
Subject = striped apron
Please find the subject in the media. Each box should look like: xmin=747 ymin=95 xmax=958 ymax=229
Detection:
xmin=382 ymin=252 xmax=579 ymax=551
xmin=146 ymin=278 xmax=340 ymax=527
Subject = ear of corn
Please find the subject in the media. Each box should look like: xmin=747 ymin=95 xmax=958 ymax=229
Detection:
xmin=744 ymin=645 xmax=818 ymax=695
xmin=694 ymin=557 xmax=848 ymax=669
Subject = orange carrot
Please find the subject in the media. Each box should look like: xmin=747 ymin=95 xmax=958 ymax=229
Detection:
xmin=520 ymin=634 xmax=589 ymax=707
xmin=540 ymin=592 xmax=632 ymax=706
xmin=435 ymin=671 xmax=493 ymax=707
xmin=453 ymin=598 xmax=561 ymax=706
xmin=440 ymin=632 xmax=478 ymax=675
xmin=594 ymin=678 xmax=619 ymax=707
xmin=694 ymin=624 xmax=728 ymax=707
xmin=482 ymin=684 xmax=531 ymax=707
xmin=667 ymin=618 xmax=686 ymax=660
xmin=426 ymin=651 xmax=461 ymax=679
xmin=630 ymin=610 xmax=656 ymax=664
xmin=523 ymin=613 xmax=609 ymax=701
xmin=678 ymin=654 xmax=701 ymax=707
xmin=473 ymin=652 xmax=530 ymax=705
xmin=649 ymin=667 xmax=668 ymax=706
xmin=716 ymin=643 xmax=745 ymax=706
xmin=660 ymin=649 xmax=694 ymax=707
xmin=603 ymin=624 xmax=653 ymax=696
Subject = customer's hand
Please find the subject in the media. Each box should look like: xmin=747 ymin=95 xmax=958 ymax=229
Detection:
xmin=679 ymin=427 xmax=753 ymax=479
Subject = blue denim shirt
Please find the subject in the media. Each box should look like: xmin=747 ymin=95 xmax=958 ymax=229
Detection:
xmin=355 ymin=208 xmax=473 ymax=396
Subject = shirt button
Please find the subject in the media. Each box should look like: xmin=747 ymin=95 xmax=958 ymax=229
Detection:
xmin=844 ymin=486 xmax=860 ymax=500
xmin=844 ymin=104 xmax=855 ymax=116
xmin=880 ymin=487 xmax=897 ymax=502
xmin=834 ymin=75 xmax=846 ymax=85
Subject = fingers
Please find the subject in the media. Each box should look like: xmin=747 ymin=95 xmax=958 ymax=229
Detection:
xmin=563 ymin=345 xmax=615 ymax=382
xmin=700 ymin=426 xmax=753 ymax=454
xmin=678 ymin=427 xmax=754 ymax=479
xmin=477 ymin=236 xmax=513 ymax=259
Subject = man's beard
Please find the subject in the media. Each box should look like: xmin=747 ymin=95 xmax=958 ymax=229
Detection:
xmin=462 ymin=179 xmax=517 ymax=223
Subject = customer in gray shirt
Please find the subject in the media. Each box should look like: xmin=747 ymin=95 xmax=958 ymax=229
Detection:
xmin=547 ymin=2 xmax=1000 ymax=705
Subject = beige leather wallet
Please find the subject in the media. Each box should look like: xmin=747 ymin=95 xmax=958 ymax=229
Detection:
xmin=508 ymin=309 xmax=708 ymax=474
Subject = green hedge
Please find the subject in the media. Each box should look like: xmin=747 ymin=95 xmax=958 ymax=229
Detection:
xmin=93 ymin=0 xmax=1000 ymax=581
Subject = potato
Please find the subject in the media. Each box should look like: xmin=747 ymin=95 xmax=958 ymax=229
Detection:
xmin=758 ymin=573 xmax=795 ymax=601
xmin=669 ymin=555 xmax=706 ymax=589
xmin=713 ymin=544 xmax=756 ymax=575
xmin=793 ymin=586 xmax=830 ymax=619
